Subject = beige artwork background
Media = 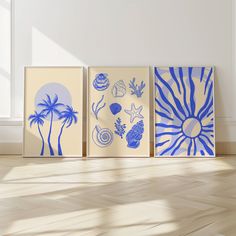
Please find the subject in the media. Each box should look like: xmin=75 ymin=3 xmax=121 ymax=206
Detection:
xmin=24 ymin=67 xmax=83 ymax=157
xmin=87 ymin=67 xmax=150 ymax=157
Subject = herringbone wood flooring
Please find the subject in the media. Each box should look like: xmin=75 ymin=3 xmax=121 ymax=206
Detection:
xmin=0 ymin=156 xmax=236 ymax=236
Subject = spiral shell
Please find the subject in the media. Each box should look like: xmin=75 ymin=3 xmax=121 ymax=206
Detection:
xmin=93 ymin=73 xmax=110 ymax=91
xmin=92 ymin=125 xmax=113 ymax=147
xmin=112 ymin=80 xmax=126 ymax=97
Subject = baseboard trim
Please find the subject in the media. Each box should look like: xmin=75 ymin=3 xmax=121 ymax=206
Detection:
xmin=0 ymin=142 xmax=235 ymax=156
xmin=216 ymin=142 xmax=236 ymax=155
xmin=0 ymin=143 xmax=22 ymax=155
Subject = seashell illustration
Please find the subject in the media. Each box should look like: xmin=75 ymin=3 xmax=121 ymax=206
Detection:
xmin=126 ymin=120 xmax=144 ymax=149
xmin=112 ymin=80 xmax=126 ymax=97
xmin=93 ymin=73 xmax=110 ymax=91
xmin=92 ymin=125 xmax=113 ymax=147
xmin=110 ymin=103 xmax=122 ymax=115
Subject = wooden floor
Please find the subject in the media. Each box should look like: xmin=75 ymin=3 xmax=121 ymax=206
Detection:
xmin=0 ymin=156 xmax=236 ymax=236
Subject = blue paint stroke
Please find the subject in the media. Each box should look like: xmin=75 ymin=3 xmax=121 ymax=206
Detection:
xmin=199 ymin=98 xmax=213 ymax=121
xmin=169 ymin=67 xmax=181 ymax=94
xmin=203 ymin=124 xmax=214 ymax=128
xmin=188 ymin=67 xmax=196 ymax=116
xmin=155 ymin=82 xmax=183 ymax=121
xmin=187 ymin=139 xmax=192 ymax=156
xmin=160 ymin=135 xmax=184 ymax=156
xmin=171 ymin=137 xmax=187 ymax=156
xmin=155 ymin=98 xmax=171 ymax=114
xmin=155 ymin=140 xmax=169 ymax=148
xmin=155 ymin=110 xmax=174 ymax=121
xmin=155 ymin=68 xmax=186 ymax=119
xmin=193 ymin=139 xmax=197 ymax=155
xmin=200 ymin=134 xmax=214 ymax=147
xmin=198 ymin=136 xmax=214 ymax=155
xmin=156 ymin=131 xmax=182 ymax=138
xmin=204 ymin=68 xmax=213 ymax=94
xmin=155 ymin=123 xmax=181 ymax=129
xmin=179 ymin=67 xmax=191 ymax=116
xmin=197 ymin=82 xmax=213 ymax=118
xmin=200 ymin=67 xmax=205 ymax=82
xmin=207 ymin=110 xmax=214 ymax=118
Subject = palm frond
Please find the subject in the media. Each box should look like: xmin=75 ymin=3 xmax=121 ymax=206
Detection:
xmin=37 ymin=102 xmax=48 ymax=107
xmin=30 ymin=119 xmax=35 ymax=127
xmin=52 ymin=94 xmax=58 ymax=105
xmin=54 ymin=103 xmax=65 ymax=107
xmin=28 ymin=114 xmax=36 ymax=120
xmin=53 ymin=109 xmax=62 ymax=116
xmin=28 ymin=111 xmax=45 ymax=127
xmin=59 ymin=106 xmax=78 ymax=128
xmin=46 ymin=94 xmax=52 ymax=105
xmin=40 ymin=109 xmax=51 ymax=116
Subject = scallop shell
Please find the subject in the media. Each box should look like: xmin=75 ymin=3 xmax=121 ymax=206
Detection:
xmin=110 ymin=103 xmax=122 ymax=115
xmin=126 ymin=120 xmax=144 ymax=149
xmin=93 ymin=73 xmax=110 ymax=91
xmin=112 ymin=80 xmax=126 ymax=97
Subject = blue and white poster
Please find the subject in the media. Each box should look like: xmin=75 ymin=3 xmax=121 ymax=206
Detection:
xmin=154 ymin=67 xmax=215 ymax=157
xmin=87 ymin=67 xmax=150 ymax=157
xmin=24 ymin=67 xmax=83 ymax=157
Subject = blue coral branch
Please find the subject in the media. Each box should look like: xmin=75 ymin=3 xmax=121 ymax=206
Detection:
xmin=92 ymin=95 xmax=106 ymax=120
xmin=114 ymin=118 xmax=126 ymax=139
xmin=129 ymin=78 xmax=146 ymax=98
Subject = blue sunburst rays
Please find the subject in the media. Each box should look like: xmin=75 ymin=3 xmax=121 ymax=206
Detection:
xmin=155 ymin=68 xmax=187 ymax=120
xmin=156 ymin=132 xmax=214 ymax=157
xmin=155 ymin=67 xmax=215 ymax=157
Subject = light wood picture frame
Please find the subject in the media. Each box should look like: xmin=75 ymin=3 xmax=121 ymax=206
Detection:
xmin=23 ymin=67 xmax=84 ymax=157
xmin=87 ymin=67 xmax=150 ymax=157
xmin=154 ymin=66 xmax=215 ymax=157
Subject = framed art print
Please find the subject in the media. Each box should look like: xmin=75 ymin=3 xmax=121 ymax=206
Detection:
xmin=87 ymin=67 xmax=150 ymax=157
xmin=154 ymin=67 xmax=215 ymax=157
xmin=24 ymin=67 xmax=83 ymax=157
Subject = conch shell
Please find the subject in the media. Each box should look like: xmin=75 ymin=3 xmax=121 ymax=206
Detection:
xmin=126 ymin=120 xmax=144 ymax=149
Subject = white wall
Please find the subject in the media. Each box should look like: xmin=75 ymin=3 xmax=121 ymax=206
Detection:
xmin=2 ymin=0 xmax=236 ymax=146
xmin=0 ymin=0 xmax=11 ymax=117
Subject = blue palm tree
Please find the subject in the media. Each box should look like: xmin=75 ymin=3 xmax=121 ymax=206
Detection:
xmin=58 ymin=106 xmax=78 ymax=156
xmin=28 ymin=111 xmax=45 ymax=156
xmin=38 ymin=94 xmax=64 ymax=156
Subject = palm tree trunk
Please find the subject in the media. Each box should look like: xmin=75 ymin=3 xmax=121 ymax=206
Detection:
xmin=48 ymin=112 xmax=54 ymax=156
xmin=58 ymin=122 xmax=66 ymax=156
xmin=37 ymin=124 xmax=44 ymax=156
